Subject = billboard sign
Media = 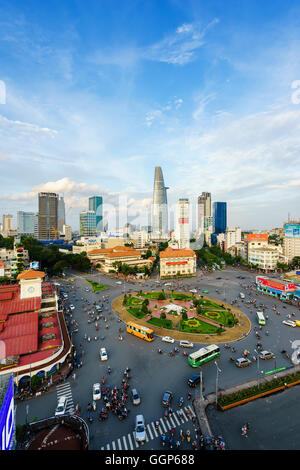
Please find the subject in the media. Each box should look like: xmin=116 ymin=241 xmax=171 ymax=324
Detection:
xmin=30 ymin=261 xmax=39 ymax=270
xmin=285 ymin=224 xmax=300 ymax=238
xmin=257 ymin=276 xmax=295 ymax=292
xmin=0 ymin=375 xmax=14 ymax=451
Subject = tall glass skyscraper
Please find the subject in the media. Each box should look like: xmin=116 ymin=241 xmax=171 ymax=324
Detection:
xmin=152 ymin=167 xmax=169 ymax=238
xmin=89 ymin=196 xmax=103 ymax=233
xmin=17 ymin=211 xmax=38 ymax=237
xmin=80 ymin=210 xmax=96 ymax=237
xmin=38 ymin=192 xmax=58 ymax=240
xmin=213 ymin=202 xmax=227 ymax=234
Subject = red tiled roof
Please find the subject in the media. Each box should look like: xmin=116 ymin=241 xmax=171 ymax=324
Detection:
xmin=3 ymin=334 xmax=38 ymax=356
xmin=160 ymin=247 xmax=195 ymax=258
xmin=0 ymin=291 xmax=13 ymax=301
xmin=0 ymin=296 xmax=41 ymax=316
xmin=17 ymin=270 xmax=45 ymax=280
xmin=0 ymin=312 xmax=39 ymax=356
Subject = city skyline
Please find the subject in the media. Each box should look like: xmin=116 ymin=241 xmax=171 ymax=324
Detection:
xmin=1 ymin=1 xmax=300 ymax=230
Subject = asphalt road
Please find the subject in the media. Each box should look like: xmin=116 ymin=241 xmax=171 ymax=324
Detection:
xmin=15 ymin=266 xmax=300 ymax=450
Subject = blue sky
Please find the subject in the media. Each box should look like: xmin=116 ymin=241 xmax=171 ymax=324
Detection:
xmin=0 ymin=0 xmax=300 ymax=231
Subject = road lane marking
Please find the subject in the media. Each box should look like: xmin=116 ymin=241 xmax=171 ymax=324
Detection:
xmin=117 ymin=438 xmax=122 ymax=449
xmin=147 ymin=424 xmax=153 ymax=440
xmin=127 ymin=433 xmax=134 ymax=450
xmin=112 ymin=441 xmax=116 ymax=450
xmin=159 ymin=418 xmax=167 ymax=432
xmin=122 ymin=436 xmax=127 ymax=450
xmin=151 ymin=422 xmax=158 ymax=438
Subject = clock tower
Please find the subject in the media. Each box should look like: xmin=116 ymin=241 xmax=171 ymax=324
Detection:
xmin=17 ymin=270 xmax=45 ymax=299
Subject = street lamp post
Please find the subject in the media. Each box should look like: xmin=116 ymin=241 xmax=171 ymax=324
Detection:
xmin=200 ymin=368 xmax=203 ymax=401
xmin=215 ymin=361 xmax=221 ymax=407
xmin=254 ymin=349 xmax=260 ymax=388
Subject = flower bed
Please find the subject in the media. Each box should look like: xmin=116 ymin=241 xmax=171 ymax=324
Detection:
xmin=219 ymin=371 xmax=300 ymax=409
xmin=179 ymin=317 xmax=225 ymax=335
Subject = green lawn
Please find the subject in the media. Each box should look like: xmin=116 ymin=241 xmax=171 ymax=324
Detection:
xmin=199 ymin=309 xmax=235 ymax=327
xmin=127 ymin=307 xmax=148 ymax=319
xmin=85 ymin=279 xmax=109 ymax=292
xmin=146 ymin=317 xmax=173 ymax=329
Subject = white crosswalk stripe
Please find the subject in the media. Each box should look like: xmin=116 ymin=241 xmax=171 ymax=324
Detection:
xmin=151 ymin=422 xmax=158 ymax=438
xmin=56 ymin=382 xmax=74 ymax=414
xmin=147 ymin=424 xmax=153 ymax=440
xmin=101 ymin=406 xmax=197 ymax=450
xmin=127 ymin=433 xmax=134 ymax=450
xmin=159 ymin=418 xmax=167 ymax=433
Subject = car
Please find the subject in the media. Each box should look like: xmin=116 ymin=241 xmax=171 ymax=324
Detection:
xmin=69 ymin=304 xmax=75 ymax=310
xmin=189 ymin=289 xmax=197 ymax=293
xmin=93 ymin=383 xmax=101 ymax=401
xmin=179 ymin=340 xmax=194 ymax=348
xmin=162 ymin=390 xmax=173 ymax=407
xmin=235 ymin=358 xmax=251 ymax=368
xmin=162 ymin=336 xmax=175 ymax=344
xmin=202 ymin=290 xmax=209 ymax=294
xmin=216 ymin=277 xmax=222 ymax=280
xmin=100 ymin=347 xmax=108 ymax=361
xmin=116 ymin=281 xmax=122 ymax=285
xmin=55 ymin=396 xmax=68 ymax=416
xmin=85 ymin=288 xmax=89 ymax=292
xmin=282 ymin=320 xmax=296 ymax=327
xmin=187 ymin=374 xmax=201 ymax=388
xmin=259 ymin=350 xmax=275 ymax=360
xmin=131 ymin=388 xmax=141 ymax=406
xmin=135 ymin=415 xmax=146 ymax=443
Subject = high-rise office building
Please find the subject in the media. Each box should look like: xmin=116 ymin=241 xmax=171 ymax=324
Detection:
xmin=198 ymin=192 xmax=211 ymax=233
xmin=283 ymin=221 xmax=300 ymax=262
xmin=152 ymin=167 xmax=169 ymax=238
xmin=89 ymin=196 xmax=103 ymax=233
xmin=2 ymin=215 xmax=13 ymax=232
xmin=58 ymin=196 xmax=66 ymax=228
xmin=174 ymin=198 xmax=190 ymax=249
xmin=80 ymin=211 xmax=96 ymax=237
xmin=38 ymin=192 xmax=58 ymax=240
xmin=213 ymin=202 xmax=227 ymax=234
xmin=17 ymin=211 xmax=38 ymax=237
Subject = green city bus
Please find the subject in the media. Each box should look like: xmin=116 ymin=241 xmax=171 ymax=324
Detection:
xmin=188 ymin=344 xmax=220 ymax=367
xmin=256 ymin=311 xmax=266 ymax=326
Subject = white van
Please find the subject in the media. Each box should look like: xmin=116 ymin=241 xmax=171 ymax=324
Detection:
xmin=55 ymin=396 xmax=68 ymax=416
xmin=239 ymin=293 xmax=245 ymax=299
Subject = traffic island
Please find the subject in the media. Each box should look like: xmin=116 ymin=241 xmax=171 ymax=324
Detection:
xmin=112 ymin=291 xmax=251 ymax=344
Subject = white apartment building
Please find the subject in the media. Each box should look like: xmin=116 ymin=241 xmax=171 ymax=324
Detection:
xmin=61 ymin=224 xmax=72 ymax=241
xmin=130 ymin=230 xmax=150 ymax=249
xmin=248 ymin=246 xmax=280 ymax=271
xmin=173 ymin=199 xmax=190 ymax=249
xmin=225 ymin=227 xmax=241 ymax=251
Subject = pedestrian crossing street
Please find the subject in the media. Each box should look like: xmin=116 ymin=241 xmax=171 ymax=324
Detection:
xmin=56 ymin=382 xmax=75 ymax=414
xmin=100 ymin=405 xmax=196 ymax=451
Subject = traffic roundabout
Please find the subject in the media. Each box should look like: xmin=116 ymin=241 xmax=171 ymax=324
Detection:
xmin=112 ymin=290 xmax=251 ymax=344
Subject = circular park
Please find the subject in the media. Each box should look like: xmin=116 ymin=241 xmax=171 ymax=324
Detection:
xmin=112 ymin=290 xmax=251 ymax=343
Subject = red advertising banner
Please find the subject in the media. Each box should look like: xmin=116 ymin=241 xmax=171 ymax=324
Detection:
xmin=178 ymin=218 xmax=189 ymax=224
xmin=257 ymin=277 xmax=295 ymax=291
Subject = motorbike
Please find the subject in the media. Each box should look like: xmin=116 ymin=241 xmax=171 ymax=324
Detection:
xmin=155 ymin=420 xmax=160 ymax=430
xmin=186 ymin=430 xmax=191 ymax=443
xmin=161 ymin=434 xmax=166 ymax=447
xmin=182 ymin=351 xmax=188 ymax=357
xmin=229 ymin=357 xmax=235 ymax=363
xmin=108 ymin=367 xmax=111 ymax=374
xmin=169 ymin=351 xmax=175 ymax=357
xmin=179 ymin=397 xmax=184 ymax=408
xmin=157 ymin=349 xmax=163 ymax=354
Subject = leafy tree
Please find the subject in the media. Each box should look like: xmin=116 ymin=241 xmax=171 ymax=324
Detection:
xmin=160 ymin=311 xmax=166 ymax=320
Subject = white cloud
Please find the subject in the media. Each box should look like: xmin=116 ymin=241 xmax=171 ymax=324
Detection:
xmin=0 ymin=114 xmax=58 ymax=136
